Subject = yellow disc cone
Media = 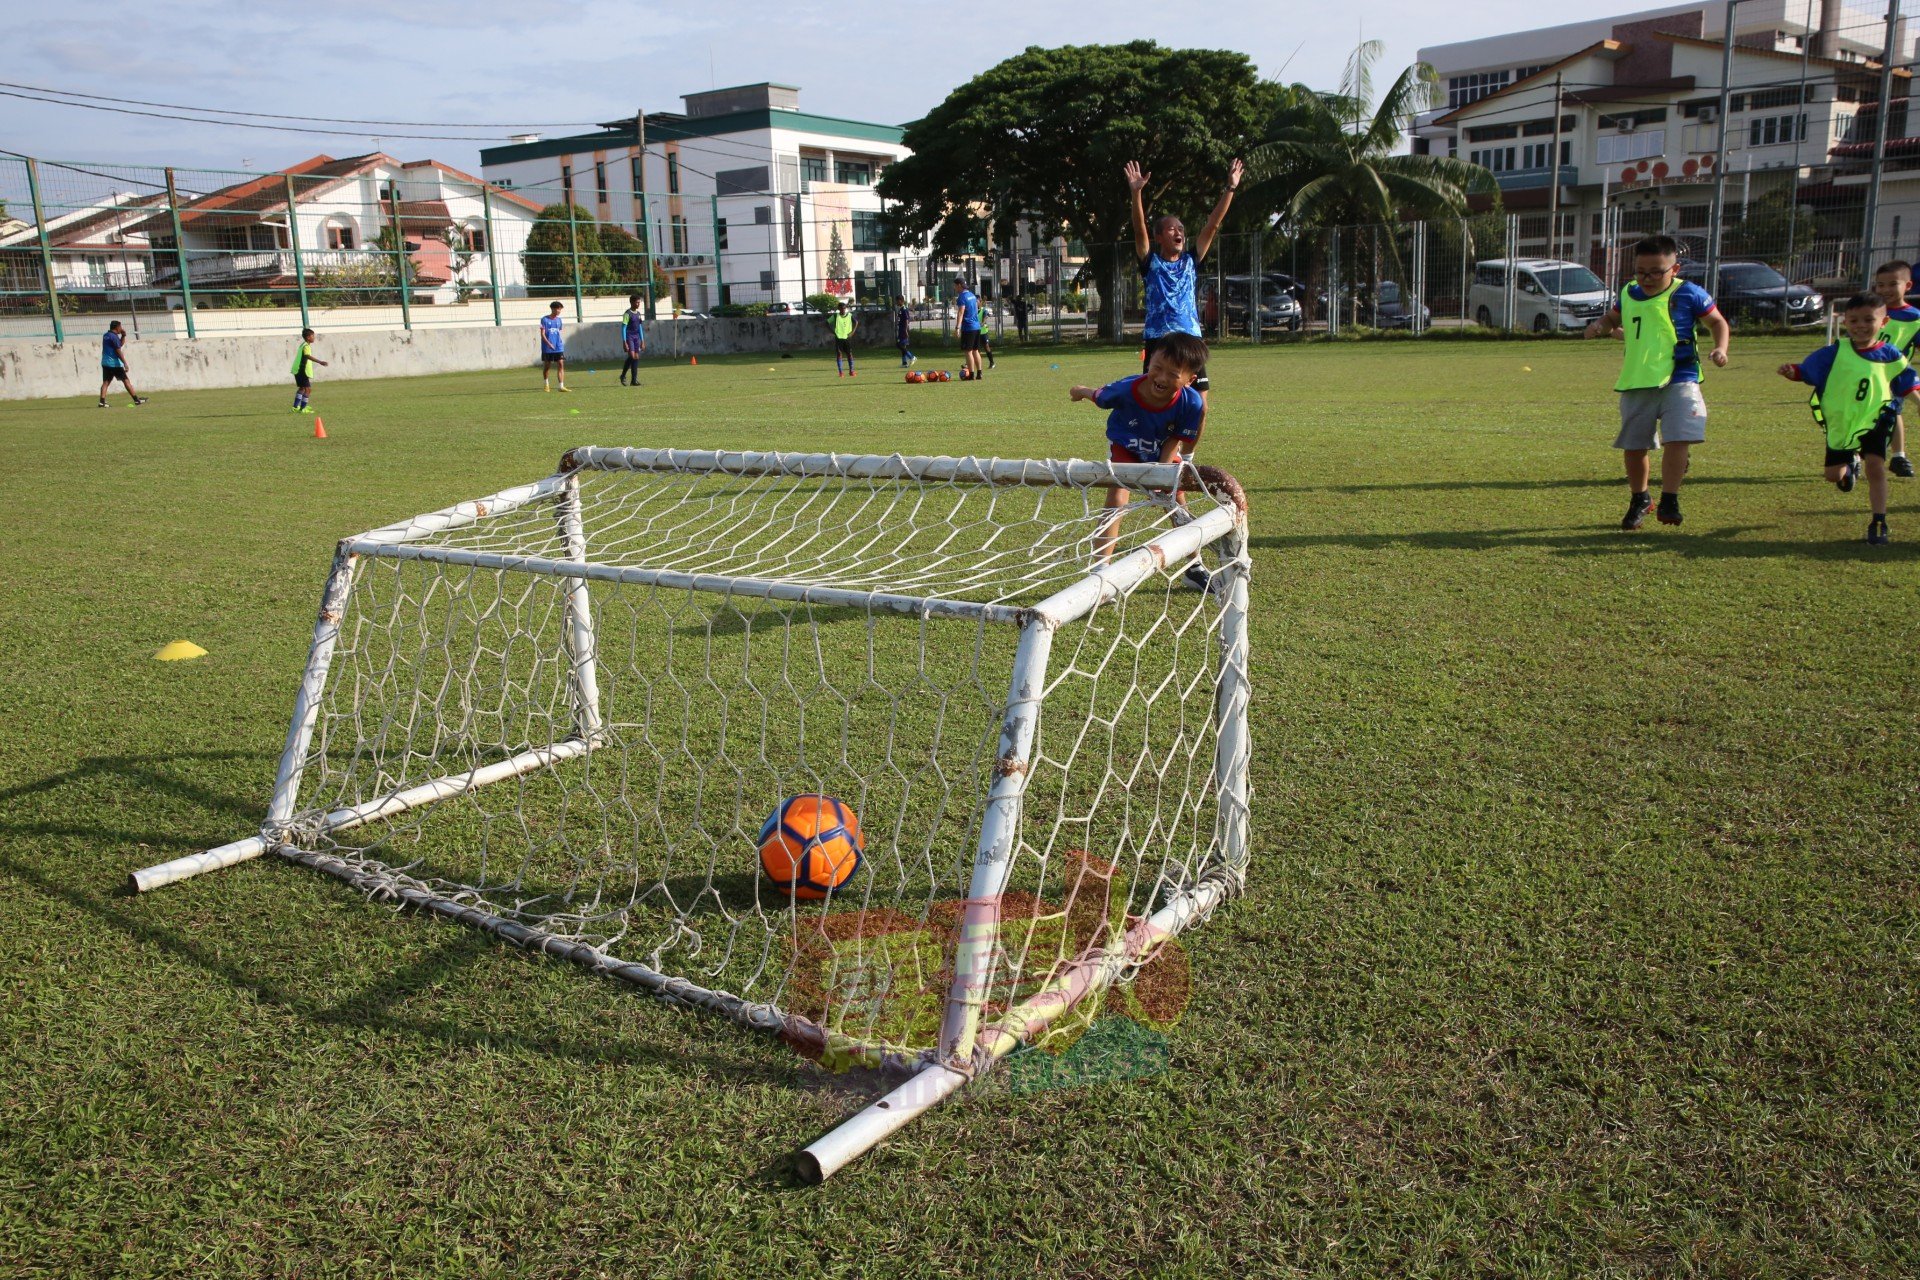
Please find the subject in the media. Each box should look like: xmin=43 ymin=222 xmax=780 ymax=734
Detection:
xmin=154 ymin=640 xmax=208 ymax=661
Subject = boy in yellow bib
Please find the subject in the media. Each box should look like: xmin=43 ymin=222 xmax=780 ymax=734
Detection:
xmin=1869 ymin=260 xmax=1919 ymax=476
xmin=1584 ymin=236 xmax=1731 ymax=530
xmin=1777 ymin=293 xmax=1918 ymax=545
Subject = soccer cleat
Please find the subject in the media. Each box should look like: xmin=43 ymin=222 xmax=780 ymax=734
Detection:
xmin=1657 ymin=493 xmax=1682 ymax=526
xmin=1838 ymin=455 xmax=1858 ymax=492
xmin=543 ymin=384 xmax=551 ymax=393
xmin=908 ymin=354 xmax=917 ymax=366
xmin=132 ymin=397 xmax=148 ymax=406
xmin=558 ymin=385 xmax=571 ymax=393
xmin=97 ymin=400 xmax=109 ymax=408
xmin=1182 ymin=563 xmax=1221 ymax=595
xmin=987 ymin=351 xmax=997 ymax=369
xmin=1621 ymin=491 xmax=1653 ymax=531
xmin=1867 ymin=516 xmax=1891 ymax=545
xmin=1893 ymin=454 xmax=1915 ymax=478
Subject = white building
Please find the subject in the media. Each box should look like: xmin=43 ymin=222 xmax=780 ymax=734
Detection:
xmin=1414 ymin=4 xmax=1912 ymax=271
xmin=479 ymin=83 xmax=930 ymax=312
xmin=118 ymin=152 xmax=545 ymax=304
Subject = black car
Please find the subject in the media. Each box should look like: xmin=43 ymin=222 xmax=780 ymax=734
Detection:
xmin=1678 ymin=260 xmax=1824 ymax=326
xmin=1203 ymin=273 xmax=1304 ymax=333
xmin=1368 ymin=280 xmax=1431 ymax=330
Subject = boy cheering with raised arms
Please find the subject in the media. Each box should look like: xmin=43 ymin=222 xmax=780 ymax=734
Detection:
xmin=1125 ymin=156 xmax=1242 ymax=420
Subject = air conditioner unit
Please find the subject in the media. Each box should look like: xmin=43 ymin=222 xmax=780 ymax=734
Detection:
xmin=1618 ymin=119 xmax=1638 ymax=133
xmin=1697 ymin=106 xmax=1718 ymax=123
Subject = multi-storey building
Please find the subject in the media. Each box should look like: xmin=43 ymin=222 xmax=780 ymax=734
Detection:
xmin=479 ymin=83 xmax=930 ymax=312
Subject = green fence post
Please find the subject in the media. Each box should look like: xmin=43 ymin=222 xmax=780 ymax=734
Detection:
xmin=164 ymin=168 xmax=196 ymax=339
xmin=388 ymin=184 xmax=412 ymax=331
xmin=481 ymin=185 xmax=503 ymax=328
xmin=711 ymin=194 xmax=724 ymax=308
xmin=24 ymin=158 xmax=63 ymax=344
xmin=284 ymin=172 xmax=309 ymax=330
xmin=567 ymin=202 xmax=585 ymax=322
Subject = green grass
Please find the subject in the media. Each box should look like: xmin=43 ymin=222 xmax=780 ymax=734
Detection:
xmin=4 ymin=338 xmax=1918 ymax=1277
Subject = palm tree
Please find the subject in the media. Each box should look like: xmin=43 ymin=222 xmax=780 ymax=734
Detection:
xmin=1248 ymin=41 xmax=1495 ymax=230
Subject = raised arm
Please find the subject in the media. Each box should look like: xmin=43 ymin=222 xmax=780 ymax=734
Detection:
xmin=1193 ymin=158 xmax=1243 ymax=264
xmin=1125 ymin=161 xmax=1151 ymax=261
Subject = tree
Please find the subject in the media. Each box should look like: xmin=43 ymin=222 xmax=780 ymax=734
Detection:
xmin=1246 ymin=42 xmax=1495 ymax=232
xmin=824 ymin=223 xmax=851 ymax=295
xmin=598 ymin=223 xmax=668 ymax=299
xmin=877 ymin=42 xmax=1276 ymax=333
xmin=1722 ymin=186 xmax=1823 ymax=268
xmin=521 ymin=202 xmax=614 ymax=297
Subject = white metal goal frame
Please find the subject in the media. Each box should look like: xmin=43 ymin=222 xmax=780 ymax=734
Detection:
xmin=131 ymin=447 xmax=1252 ymax=1180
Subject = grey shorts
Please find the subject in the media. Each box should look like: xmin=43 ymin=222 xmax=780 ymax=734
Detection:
xmin=1615 ymin=383 xmax=1707 ymax=450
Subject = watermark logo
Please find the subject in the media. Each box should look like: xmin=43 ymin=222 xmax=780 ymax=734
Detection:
xmin=783 ymin=851 xmax=1189 ymax=1093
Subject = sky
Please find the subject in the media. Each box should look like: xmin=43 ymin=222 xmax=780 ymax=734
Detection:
xmin=0 ymin=0 xmax=1739 ymax=196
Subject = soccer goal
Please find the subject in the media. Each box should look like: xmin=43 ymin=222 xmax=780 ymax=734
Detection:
xmin=132 ymin=447 xmax=1252 ymax=1179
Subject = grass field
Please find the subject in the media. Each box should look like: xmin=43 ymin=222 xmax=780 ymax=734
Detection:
xmin=4 ymin=335 xmax=1917 ymax=1277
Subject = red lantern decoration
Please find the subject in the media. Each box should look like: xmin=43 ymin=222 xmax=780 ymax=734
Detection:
xmin=1683 ymin=159 xmax=1699 ymax=176
xmin=1652 ymin=161 xmax=1669 ymax=179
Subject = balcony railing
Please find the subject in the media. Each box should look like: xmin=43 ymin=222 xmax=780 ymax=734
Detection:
xmin=154 ymin=248 xmax=388 ymax=286
xmin=1495 ymin=167 xmax=1582 ymax=191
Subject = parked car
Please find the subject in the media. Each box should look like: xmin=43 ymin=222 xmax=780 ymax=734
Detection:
xmin=1203 ymin=273 xmax=1304 ymax=333
xmin=1677 ymin=260 xmax=1824 ymax=326
xmin=766 ymin=302 xmax=793 ymax=314
xmin=1470 ymin=257 xmax=1612 ymax=331
xmin=1367 ymin=280 xmax=1430 ymax=330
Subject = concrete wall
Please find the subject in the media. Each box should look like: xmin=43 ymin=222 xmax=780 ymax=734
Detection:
xmin=0 ymin=313 xmax=890 ymax=400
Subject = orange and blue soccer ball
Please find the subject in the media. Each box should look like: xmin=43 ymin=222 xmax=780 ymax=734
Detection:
xmin=758 ymin=794 xmax=864 ymax=900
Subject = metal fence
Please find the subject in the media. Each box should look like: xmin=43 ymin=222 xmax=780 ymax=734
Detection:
xmin=6 ymin=139 xmax=1919 ymax=349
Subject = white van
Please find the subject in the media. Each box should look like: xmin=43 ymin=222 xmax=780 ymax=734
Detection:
xmin=1470 ymin=258 xmax=1613 ymax=332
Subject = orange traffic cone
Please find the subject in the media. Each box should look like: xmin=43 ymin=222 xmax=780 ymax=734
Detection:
xmin=312 ymin=416 xmax=327 ymax=439
xmin=690 ymin=355 xmax=698 ymax=365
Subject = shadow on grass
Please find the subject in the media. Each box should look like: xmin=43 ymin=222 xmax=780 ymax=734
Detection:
xmin=0 ymin=752 xmax=802 ymax=1086
xmin=1252 ymin=521 xmax=1920 ymax=562
xmin=1241 ymin=475 xmax=1802 ymax=497
xmin=675 ymin=603 xmax=870 ymax=638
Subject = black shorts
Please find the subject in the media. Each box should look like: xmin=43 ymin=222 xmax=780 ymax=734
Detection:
xmin=1143 ymin=335 xmax=1210 ymax=392
xmin=961 ymin=329 xmax=983 ymax=351
xmin=102 ymin=366 xmax=128 ymax=383
xmin=1827 ymin=422 xmax=1891 ymax=466
xmin=294 ymin=374 xmax=312 ymax=389
xmin=835 ymin=337 xmax=852 ymax=355
xmin=542 ymin=352 xmax=564 ymax=366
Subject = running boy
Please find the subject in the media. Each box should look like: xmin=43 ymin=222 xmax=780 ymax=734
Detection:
xmin=1125 ymin=156 xmax=1242 ymax=419
xmin=832 ymin=300 xmax=856 ymax=377
xmin=619 ymin=294 xmax=646 ymax=386
xmin=540 ymin=301 xmax=570 ymax=392
xmin=1870 ymin=260 xmax=1918 ymax=476
xmin=98 ymin=321 xmax=147 ymax=407
xmin=1069 ymin=331 xmax=1212 ymax=588
xmin=955 ymin=279 xmax=983 ymax=379
xmin=1583 ymin=235 xmax=1730 ymax=530
xmin=895 ymin=296 xmax=916 ymax=367
xmin=1777 ymin=292 xmax=1917 ymax=545
xmin=290 ymin=328 xmax=328 ymax=413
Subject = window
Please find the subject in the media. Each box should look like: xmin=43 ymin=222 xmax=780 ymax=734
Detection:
xmin=1597 ymin=108 xmax=1668 ymax=129
xmin=670 ymin=216 xmax=687 ymax=254
xmin=561 ymin=164 xmax=573 ymax=198
xmin=462 ymin=224 xmax=487 ymax=253
xmin=1620 ymin=207 xmax=1664 ymax=233
xmin=754 ymin=205 xmax=772 ymax=225
xmin=716 ymin=218 xmax=728 ymax=250
xmin=760 ymin=270 xmax=776 ymax=290
xmin=325 ymin=221 xmax=355 ymax=250
xmin=1448 ymin=70 xmax=1510 ymax=109
xmin=631 ymin=155 xmax=645 ymax=194
xmin=378 ymin=181 xmax=396 ymax=203
xmin=852 ymin=210 xmax=886 ymax=252
xmin=595 ymin=160 xmax=607 ymax=202
xmin=1521 ymin=143 xmax=1551 ymax=169
xmin=799 ymin=156 xmax=827 ymax=191
xmin=1467 ymin=123 xmax=1518 ymax=142
xmin=834 ymin=160 xmax=871 ymax=185
xmin=667 ymin=153 xmax=680 ymax=194
xmin=1748 ymin=114 xmax=1807 ymax=146
xmin=1595 ymin=130 xmax=1666 ymax=165
xmin=1677 ymin=205 xmax=1710 ymax=230
xmin=1469 ymin=147 xmax=1516 ymax=172
xmin=213 ymin=226 xmax=249 ymax=251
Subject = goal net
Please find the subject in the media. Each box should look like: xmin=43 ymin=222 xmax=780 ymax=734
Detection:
xmin=133 ymin=448 xmax=1252 ymax=1178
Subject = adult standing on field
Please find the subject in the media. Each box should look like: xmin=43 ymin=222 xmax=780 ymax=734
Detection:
xmin=98 ymin=320 xmax=147 ymax=408
xmin=955 ymin=278 xmax=984 ymax=380
xmin=1126 ymin=157 xmax=1242 ymax=425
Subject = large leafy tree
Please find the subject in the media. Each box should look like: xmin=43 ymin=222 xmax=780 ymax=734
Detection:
xmin=878 ymin=41 xmax=1275 ymax=316
xmin=1247 ymin=42 xmax=1494 ymax=230
xmin=521 ymin=203 xmax=615 ymax=297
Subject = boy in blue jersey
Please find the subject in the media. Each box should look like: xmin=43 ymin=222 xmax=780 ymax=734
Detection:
xmin=894 ymin=296 xmax=915 ymax=367
xmin=97 ymin=321 xmax=148 ymax=407
xmin=619 ymin=293 xmax=646 ymax=386
xmin=1583 ymin=236 xmax=1730 ymax=529
xmin=1070 ymin=331 xmax=1212 ymax=587
xmin=1777 ymin=293 xmax=1919 ymax=545
xmin=540 ymin=301 xmax=570 ymax=392
xmin=954 ymin=280 xmax=983 ymax=379
xmin=1125 ymin=157 xmax=1242 ymax=416
xmin=1870 ymin=261 xmax=1917 ymax=476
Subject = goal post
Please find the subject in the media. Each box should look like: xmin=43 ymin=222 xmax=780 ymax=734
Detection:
xmin=131 ymin=448 xmax=1253 ymax=1177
